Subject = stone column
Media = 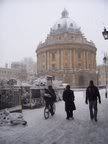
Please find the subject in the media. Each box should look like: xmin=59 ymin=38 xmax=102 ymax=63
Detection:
xmin=37 ymin=54 xmax=39 ymax=73
xmin=59 ymin=49 xmax=61 ymax=69
xmin=91 ymin=53 xmax=94 ymax=70
xmin=56 ymin=49 xmax=59 ymax=69
xmin=46 ymin=51 xmax=47 ymax=70
xmin=39 ymin=53 xmax=42 ymax=72
xmin=47 ymin=51 xmax=50 ymax=70
xmin=94 ymin=53 xmax=96 ymax=69
xmin=85 ymin=51 xmax=88 ymax=69
xmin=69 ymin=49 xmax=72 ymax=69
xmin=49 ymin=51 xmax=51 ymax=70
xmin=61 ymin=49 xmax=63 ymax=69
xmin=84 ymin=51 xmax=86 ymax=69
xmin=73 ymin=49 xmax=76 ymax=69
xmin=38 ymin=54 xmax=40 ymax=73
xmin=71 ymin=49 xmax=74 ymax=69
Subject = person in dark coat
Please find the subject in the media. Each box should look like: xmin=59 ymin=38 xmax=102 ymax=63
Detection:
xmin=44 ymin=85 xmax=56 ymax=116
xmin=62 ymin=85 xmax=76 ymax=120
xmin=85 ymin=80 xmax=101 ymax=122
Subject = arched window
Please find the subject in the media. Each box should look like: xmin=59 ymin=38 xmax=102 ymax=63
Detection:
xmin=58 ymin=24 xmax=61 ymax=28
xmin=70 ymin=23 xmax=73 ymax=27
xmin=78 ymin=51 xmax=81 ymax=59
xmin=58 ymin=36 xmax=61 ymax=40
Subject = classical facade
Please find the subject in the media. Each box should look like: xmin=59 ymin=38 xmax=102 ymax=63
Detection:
xmin=0 ymin=62 xmax=27 ymax=82
xmin=36 ymin=9 xmax=97 ymax=87
xmin=0 ymin=67 xmax=18 ymax=81
xmin=97 ymin=65 xmax=108 ymax=86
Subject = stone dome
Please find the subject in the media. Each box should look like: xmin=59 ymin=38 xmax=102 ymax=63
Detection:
xmin=50 ymin=9 xmax=81 ymax=34
xmin=36 ymin=9 xmax=97 ymax=87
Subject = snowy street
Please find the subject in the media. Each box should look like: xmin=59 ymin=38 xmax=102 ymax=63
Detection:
xmin=0 ymin=89 xmax=108 ymax=144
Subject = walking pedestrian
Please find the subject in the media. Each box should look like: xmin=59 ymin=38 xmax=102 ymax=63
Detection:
xmin=85 ymin=80 xmax=101 ymax=122
xmin=62 ymin=85 xmax=76 ymax=120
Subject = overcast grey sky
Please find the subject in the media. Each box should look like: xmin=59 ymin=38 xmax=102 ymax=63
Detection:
xmin=0 ymin=0 xmax=108 ymax=67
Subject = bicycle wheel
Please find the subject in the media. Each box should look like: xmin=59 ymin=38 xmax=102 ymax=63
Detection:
xmin=44 ymin=107 xmax=49 ymax=119
xmin=53 ymin=103 xmax=56 ymax=114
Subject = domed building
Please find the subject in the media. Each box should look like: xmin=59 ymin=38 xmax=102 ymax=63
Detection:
xmin=36 ymin=9 xmax=97 ymax=87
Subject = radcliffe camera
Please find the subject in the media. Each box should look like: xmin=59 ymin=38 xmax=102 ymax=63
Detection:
xmin=0 ymin=1 xmax=108 ymax=144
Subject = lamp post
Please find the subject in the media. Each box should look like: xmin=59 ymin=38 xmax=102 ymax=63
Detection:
xmin=102 ymin=27 xmax=108 ymax=98
xmin=103 ymin=56 xmax=107 ymax=98
xmin=102 ymin=27 xmax=108 ymax=40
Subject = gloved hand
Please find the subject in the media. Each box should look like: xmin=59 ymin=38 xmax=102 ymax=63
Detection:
xmin=99 ymin=100 xmax=101 ymax=104
xmin=85 ymin=101 xmax=88 ymax=104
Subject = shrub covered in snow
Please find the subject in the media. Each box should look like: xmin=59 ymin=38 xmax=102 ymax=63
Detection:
xmin=0 ymin=109 xmax=27 ymax=126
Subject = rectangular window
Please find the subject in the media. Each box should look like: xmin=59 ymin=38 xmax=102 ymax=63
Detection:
xmin=52 ymin=53 xmax=56 ymax=60
xmin=52 ymin=64 xmax=55 ymax=69
xmin=78 ymin=52 xmax=81 ymax=59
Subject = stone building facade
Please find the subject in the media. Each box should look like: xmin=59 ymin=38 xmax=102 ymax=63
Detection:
xmin=97 ymin=65 xmax=108 ymax=86
xmin=0 ymin=67 xmax=18 ymax=81
xmin=0 ymin=62 xmax=27 ymax=82
xmin=36 ymin=9 xmax=97 ymax=87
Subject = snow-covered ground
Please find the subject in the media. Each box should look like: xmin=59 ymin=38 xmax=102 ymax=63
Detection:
xmin=0 ymin=89 xmax=108 ymax=144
